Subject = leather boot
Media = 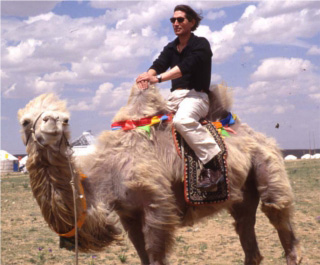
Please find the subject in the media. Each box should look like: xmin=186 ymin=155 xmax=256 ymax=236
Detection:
xmin=197 ymin=158 xmax=223 ymax=191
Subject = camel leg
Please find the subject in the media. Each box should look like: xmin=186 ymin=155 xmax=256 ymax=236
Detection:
xmin=254 ymin=151 xmax=301 ymax=265
xmin=229 ymin=174 xmax=263 ymax=265
xmin=142 ymin=224 xmax=171 ymax=265
xmin=141 ymin=210 xmax=177 ymax=265
xmin=261 ymin=204 xmax=301 ymax=265
xmin=119 ymin=214 xmax=150 ymax=265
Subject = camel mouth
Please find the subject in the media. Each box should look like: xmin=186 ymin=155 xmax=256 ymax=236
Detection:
xmin=41 ymin=130 xmax=60 ymax=136
xmin=37 ymin=130 xmax=64 ymax=146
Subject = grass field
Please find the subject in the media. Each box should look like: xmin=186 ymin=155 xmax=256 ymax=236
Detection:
xmin=1 ymin=159 xmax=319 ymax=265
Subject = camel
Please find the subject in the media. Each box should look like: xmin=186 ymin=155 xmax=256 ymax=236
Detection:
xmin=18 ymin=84 xmax=301 ymax=265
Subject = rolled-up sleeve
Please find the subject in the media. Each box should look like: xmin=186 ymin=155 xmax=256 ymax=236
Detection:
xmin=149 ymin=45 xmax=171 ymax=74
xmin=177 ymin=38 xmax=212 ymax=75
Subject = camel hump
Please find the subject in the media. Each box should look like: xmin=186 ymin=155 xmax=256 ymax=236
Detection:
xmin=207 ymin=83 xmax=234 ymax=122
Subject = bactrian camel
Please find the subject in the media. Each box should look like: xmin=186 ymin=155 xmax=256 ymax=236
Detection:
xmin=18 ymin=84 xmax=301 ymax=265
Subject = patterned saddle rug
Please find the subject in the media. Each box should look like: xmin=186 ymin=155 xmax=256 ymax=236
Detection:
xmin=173 ymin=119 xmax=231 ymax=205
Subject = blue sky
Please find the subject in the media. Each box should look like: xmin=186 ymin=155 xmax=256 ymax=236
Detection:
xmin=1 ymin=0 xmax=320 ymax=154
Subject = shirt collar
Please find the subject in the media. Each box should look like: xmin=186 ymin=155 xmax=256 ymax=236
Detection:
xmin=169 ymin=33 xmax=196 ymax=48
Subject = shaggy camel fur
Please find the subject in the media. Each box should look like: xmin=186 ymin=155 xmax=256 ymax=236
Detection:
xmin=18 ymin=84 xmax=301 ymax=265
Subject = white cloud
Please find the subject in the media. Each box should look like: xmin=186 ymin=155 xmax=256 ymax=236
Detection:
xmin=1 ymin=5 xmax=170 ymax=98
xmin=25 ymin=12 xmax=55 ymax=24
xmin=207 ymin=10 xmax=226 ymax=20
xmin=256 ymin=1 xmax=320 ymax=18
xmin=211 ymin=73 xmax=222 ymax=83
xmin=89 ymin=1 xmax=139 ymax=9
xmin=43 ymin=71 xmax=78 ymax=82
xmin=273 ymin=104 xmax=295 ymax=114
xmin=32 ymin=77 xmax=59 ymax=94
xmin=233 ymin=56 xmax=319 ymax=117
xmin=197 ymin=22 xmax=238 ymax=63
xmin=69 ymin=82 xmax=132 ymax=115
xmin=89 ymin=1 xmax=246 ymax=11
xmin=307 ymin=45 xmax=320 ymax=56
xmin=309 ymin=93 xmax=320 ymax=103
xmin=3 ymin=83 xmax=17 ymax=98
xmin=251 ymin=58 xmax=312 ymax=82
xmin=1 ymin=1 xmax=61 ymax=17
xmin=6 ymin=39 xmax=42 ymax=63
xmin=0 ymin=70 xmax=9 ymax=79
xmin=244 ymin=46 xmax=253 ymax=54
xmin=241 ymin=5 xmax=256 ymax=19
xmin=198 ymin=1 xmax=320 ymax=63
xmin=92 ymin=82 xmax=114 ymax=106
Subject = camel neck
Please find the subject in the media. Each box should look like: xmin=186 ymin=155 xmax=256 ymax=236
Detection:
xmin=28 ymin=148 xmax=83 ymax=235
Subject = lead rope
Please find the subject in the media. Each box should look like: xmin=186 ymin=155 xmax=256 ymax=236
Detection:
xmin=65 ymin=144 xmax=79 ymax=265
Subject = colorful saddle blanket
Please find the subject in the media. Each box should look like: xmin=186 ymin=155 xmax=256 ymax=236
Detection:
xmin=173 ymin=118 xmax=232 ymax=205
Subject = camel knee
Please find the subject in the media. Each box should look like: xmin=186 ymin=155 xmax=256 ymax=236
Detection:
xmin=261 ymin=202 xmax=293 ymax=229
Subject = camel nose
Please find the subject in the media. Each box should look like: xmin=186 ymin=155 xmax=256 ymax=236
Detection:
xmin=42 ymin=114 xmax=60 ymax=129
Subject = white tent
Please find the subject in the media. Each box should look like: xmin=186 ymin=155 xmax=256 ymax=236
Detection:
xmin=71 ymin=131 xmax=96 ymax=157
xmin=312 ymin=153 xmax=320 ymax=159
xmin=284 ymin=155 xmax=297 ymax=161
xmin=19 ymin=155 xmax=28 ymax=166
xmin=19 ymin=155 xmax=29 ymax=173
xmin=301 ymin=154 xmax=312 ymax=159
xmin=72 ymin=145 xmax=96 ymax=157
xmin=0 ymin=150 xmax=19 ymax=173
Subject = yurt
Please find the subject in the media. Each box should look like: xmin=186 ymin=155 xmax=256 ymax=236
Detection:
xmin=284 ymin=155 xmax=297 ymax=161
xmin=301 ymin=154 xmax=312 ymax=159
xmin=312 ymin=153 xmax=320 ymax=159
xmin=71 ymin=131 xmax=96 ymax=157
xmin=19 ymin=155 xmax=29 ymax=173
xmin=0 ymin=150 xmax=19 ymax=173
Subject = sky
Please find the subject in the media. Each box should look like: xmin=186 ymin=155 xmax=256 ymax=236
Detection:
xmin=1 ymin=0 xmax=320 ymax=155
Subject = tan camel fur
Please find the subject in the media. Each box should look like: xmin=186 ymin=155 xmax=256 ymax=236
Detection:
xmin=18 ymin=84 xmax=301 ymax=265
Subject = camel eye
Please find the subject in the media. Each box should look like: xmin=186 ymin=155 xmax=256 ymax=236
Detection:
xmin=63 ymin=119 xmax=69 ymax=124
xmin=22 ymin=119 xmax=31 ymax=127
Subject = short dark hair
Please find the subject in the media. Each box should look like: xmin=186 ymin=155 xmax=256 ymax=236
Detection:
xmin=174 ymin=5 xmax=203 ymax=31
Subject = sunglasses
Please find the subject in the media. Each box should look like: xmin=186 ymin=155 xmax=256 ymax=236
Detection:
xmin=170 ymin=17 xmax=186 ymax=23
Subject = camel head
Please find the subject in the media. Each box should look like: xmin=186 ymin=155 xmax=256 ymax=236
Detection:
xmin=18 ymin=93 xmax=70 ymax=150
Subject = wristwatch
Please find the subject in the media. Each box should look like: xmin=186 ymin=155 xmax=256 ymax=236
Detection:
xmin=156 ymin=74 xmax=162 ymax=83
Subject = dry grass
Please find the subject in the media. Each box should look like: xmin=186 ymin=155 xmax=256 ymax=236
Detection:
xmin=1 ymin=159 xmax=319 ymax=265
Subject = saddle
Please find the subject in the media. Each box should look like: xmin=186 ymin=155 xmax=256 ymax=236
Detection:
xmin=173 ymin=118 xmax=230 ymax=205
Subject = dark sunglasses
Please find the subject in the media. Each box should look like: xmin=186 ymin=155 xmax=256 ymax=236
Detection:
xmin=170 ymin=17 xmax=185 ymax=23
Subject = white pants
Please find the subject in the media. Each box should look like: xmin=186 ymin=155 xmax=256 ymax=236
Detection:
xmin=167 ymin=89 xmax=221 ymax=164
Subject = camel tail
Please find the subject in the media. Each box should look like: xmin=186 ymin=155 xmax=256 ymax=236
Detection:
xmin=207 ymin=83 xmax=234 ymax=121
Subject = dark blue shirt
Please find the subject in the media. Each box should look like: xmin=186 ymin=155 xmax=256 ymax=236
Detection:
xmin=149 ymin=33 xmax=213 ymax=92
